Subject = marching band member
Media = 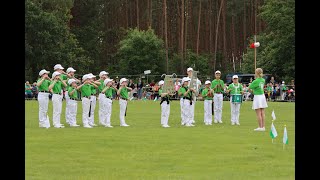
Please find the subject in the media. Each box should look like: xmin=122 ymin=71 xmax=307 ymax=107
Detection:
xmin=53 ymin=64 xmax=68 ymax=95
xmin=87 ymin=73 xmax=99 ymax=127
xmin=179 ymin=77 xmax=196 ymax=127
xmin=186 ymin=67 xmax=201 ymax=124
xmin=67 ymin=79 xmax=80 ymax=127
xmin=248 ymin=68 xmax=268 ymax=131
xmin=78 ymin=74 xmax=93 ymax=128
xmin=202 ymin=80 xmax=214 ymax=125
xmin=97 ymin=71 xmax=109 ymax=126
xmin=101 ymin=78 xmax=117 ymax=128
xmin=159 ymin=80 xmax=172 ymax=128
xmin=48 ymin=71 xmax=67 ymax=128
xmin=117 ymin=78 xmax=132 ymax=127
xmin=37 ymin=69 xmax=51 ymax=128
xmin=226 ymin=75 xmax=243 ymax=125
xmin=211 ymin=70 xmax=225 ymax=123
xmin=65 ymin=67 xmax=79 ymax=125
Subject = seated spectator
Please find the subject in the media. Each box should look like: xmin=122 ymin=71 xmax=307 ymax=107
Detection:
xmin=25 ymin=81 xmax=33 ymax=99
xmin=31 ymin=82 xmax=38 ymax=100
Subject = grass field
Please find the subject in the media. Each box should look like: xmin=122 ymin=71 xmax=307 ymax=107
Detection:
xmin=25 ymin=99 xmax=295 ymax=180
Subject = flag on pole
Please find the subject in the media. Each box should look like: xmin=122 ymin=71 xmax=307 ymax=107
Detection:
xmin=271 ymin=110 xmax=276 ymax=120
xmin=269 ymin=121 xmax=278 ymax=139
xmin=283 ymin=125 xmax=288 ymax=145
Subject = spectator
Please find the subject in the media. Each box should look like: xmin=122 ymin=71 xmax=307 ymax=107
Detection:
xmin=153 ymin=82 xmax=160 ymax=100
xmin=174 ymin=79 xmax=181 ymax=99
xmin=149 ymin=80 xmax=155 ymax=87
xmin=128 ymin=79 xmax=135 ymax=99
xmin=137 ymin=78 xmax=143 ymax=99
xmin=31 ymin=82 xmax=38 ymax=100
xmin=25 ymin=81 xmax=33 ymax=99
xmin=269 ymin=76 xmax=277 ymax=85
xmin=274 ymin=83 xmax=281 ymax=100
xmin=280 ymin=81 xmax=287 ymax=100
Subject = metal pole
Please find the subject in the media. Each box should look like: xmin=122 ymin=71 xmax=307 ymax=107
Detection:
xmin=254 ymin=35 xmax=256 ymax=70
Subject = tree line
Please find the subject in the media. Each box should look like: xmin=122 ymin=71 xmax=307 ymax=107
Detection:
xmin=26 ymin=0 xmax=294 ymax=82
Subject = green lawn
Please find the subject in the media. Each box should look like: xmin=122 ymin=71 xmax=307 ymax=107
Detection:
xmin=25 ymin=100 xmax=295 ymax=180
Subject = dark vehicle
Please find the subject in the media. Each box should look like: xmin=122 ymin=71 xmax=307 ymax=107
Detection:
xmin=225 ymin=73 xmax=243 ymax=85
xmin=236 ymin=73 xmax=272 ymax=86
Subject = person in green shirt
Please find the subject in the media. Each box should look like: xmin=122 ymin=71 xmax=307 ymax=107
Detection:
xmin=25 ymin=81 xmax=32 ymax=99
xmin=37 ymin=69 xmax=51 ymax=128
xmin=117 ymin=78 xmax=132 ymax=127
xmin=211 ymin=70 xmax=225 ymax=123
xmin=65 ymin=67 xmax=80 ymax=125
xmin=49 ymin=71 xmax=67 ymax=128
xmin=101 ymin=78 xmax=117 ymax=128
xmin=78 ymin=74 xmax=93 ymax=128
xmin=86 ymin=73 xmax=99 ymax=127
xmin=53 ymin=64 xmax=68 ymax=92
xmin=248 ymin=68 xmax=268 ymax=131
xmin=202 ymin=80 xmax=214 ymax=125
xmin=178 ymin=77 xmax=196 ymax=127
xmin=66 ymin=79 xmax=80 ymax=127
xmin=97 ymin=71 xmax=109 ymax=126
xmin=226 ymin=75 xmax=243 ymax=126
xmin=159 ymin=80 xmax=174 ymax=128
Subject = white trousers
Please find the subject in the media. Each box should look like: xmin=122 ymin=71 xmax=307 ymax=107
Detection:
xmin=38 ymin=92 xmax=50 ymax=128
xmin=190 ymin=97 xmax=196 ymax=123
xmin=105 ymin=98 xmax=113 ymax=126
xmin=82 ymin=97 xmax=90 ymax=126
xmin=98 ymin=93 xmax=107 ymax=125
xmin=161 ymin=102 xmax=170 ymax=126
xmin=52 ymin=94 xmax=63 ymax=127
xmin=67 ymin=99 xmax=78 ymax=125
xmin=204 ymin=100 xmax=212 ymax=124
xmin=213 ymin=93 xmax=223 ymax=122
xmin=119 ymin=99 xmax=128 ymax=125
xmin=65 ymin=92 xmax=70 ymax=124
xmin=89 ymin=95 xmax=96 ymax=125
xmin=183 ymin=99 xmax=192 ymax=125
xmin=180 ymin=98 xmax=184 ymax=124
xmin=230 ymin=100 xmax=241 ymax=124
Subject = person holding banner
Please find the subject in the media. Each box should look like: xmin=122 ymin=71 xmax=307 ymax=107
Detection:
xmin=37 ymin=69 xmax=51 ymax=128
xmin=101 ymin=78 xmax=117 ymax=128
xmin=226 ymin=75 xmax=243 ymax=125
xmin=117 ymin=78 xmax=132 ymax=127
xmin=179 ymin=77 xmax=196 ymax=127
xmin=202 ymin=81 xmax=214 ymax=125
xmin=78 ymin=74 xmax=93 ymax=128
xmin=187 ymin=67 xmax=201 ymax=124
xmin=159 ymin=80 xmax=172 ymax=128
xmin=211 ymin=70 xmax=225 ymax=123
xmin=248 ymin=68 xmax=268 ymax=131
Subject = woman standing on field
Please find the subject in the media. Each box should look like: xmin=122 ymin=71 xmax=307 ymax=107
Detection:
xmin=248 ymin=68 xmax=268 ymax=131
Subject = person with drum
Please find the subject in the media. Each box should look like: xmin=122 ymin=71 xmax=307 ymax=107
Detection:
xmin=201 ymin=80 xmax=214 ymax=125
xmin=226 ymin=75 xmax=243 ymax=125
xmin=248 ymin=68 xmax=268 ymax=131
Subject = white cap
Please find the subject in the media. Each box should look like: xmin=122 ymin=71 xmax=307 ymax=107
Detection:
xmin=120 ymin=78 xmax=128 ymax=84
xmin=187 ymin=67 xmax=193 ymax=72
xmin=82 ymin=74 xmax=89 ymax=81
xmin=232 ymin=75 xmax=238 ymax=79
xmin=52 ymin=71 xmax=61 ymax=79
xmin=39 ymin=69 xmax=50 ymax=76
xmin=282 ymin=81 xmax=285 ymax=84
xmin=53 ymin=64 xmax=64 ymax=70
xmin=99 ymin=71 xmax=109 ymax=77
xmin=68 ymin=79 xmax=76 ymax=85
xmin=104 ymin=78 xmax=113 ymax=85
xmin=158 ymin=80 xmax=164 ymax=86
xmin=205 ymin=80 xmax=211 ymax=85
xmin=182 ymin=77 xmax=191 ymax=83
xmin=88 ymin=73 xmax=96 ymax=78
xmin=66 ymin=67 xmax=76 ymax=73
xmin=215 ymin=70 xmax=221 ymax=74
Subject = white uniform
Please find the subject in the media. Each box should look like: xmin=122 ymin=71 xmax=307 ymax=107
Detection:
xmin=52 ymin=93 xmax=63 ymax=127
xmin=82 ymin=97 xmax=91 ymax=127
xmin=213 ymin=93 xmax=223 ymax=123
xmin=229 ymin=83 xmax=243 ymax=125
xmin=180 ymin=97 xmax=184 ymax=124
xmin=67 ymin=98 xmax=78 ymax=126
xmin=88 ymin=95 xmax=97 ymax=126
xmin=38 ymin=92 xmax=50 ymax=128
xmin=119 ymin=99 xmax=128 ymax=126
xmin=105 ymin=97 xmax=113 ymax=126
xmin=187 ymin=77 xmax=201 ymax=124
xmin=183 ymin=99 xmax=193 ymax=126
xmin=98 ymin=93 xmax=107 ymax=125
xmin=203 ymin=99 xmax=213 ymax=125
xmin=160 ymin=99 xmax=170 ymax=127
xmin=65 ymin=91 xmax=70 ymax=124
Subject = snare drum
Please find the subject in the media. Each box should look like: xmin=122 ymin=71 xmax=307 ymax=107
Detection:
xmin=231 ymin=94 xmax=242 ymax=104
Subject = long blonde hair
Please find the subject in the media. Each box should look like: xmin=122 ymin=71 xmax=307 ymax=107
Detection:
xmin=255 ymin=68 xmax=263 ymax=78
